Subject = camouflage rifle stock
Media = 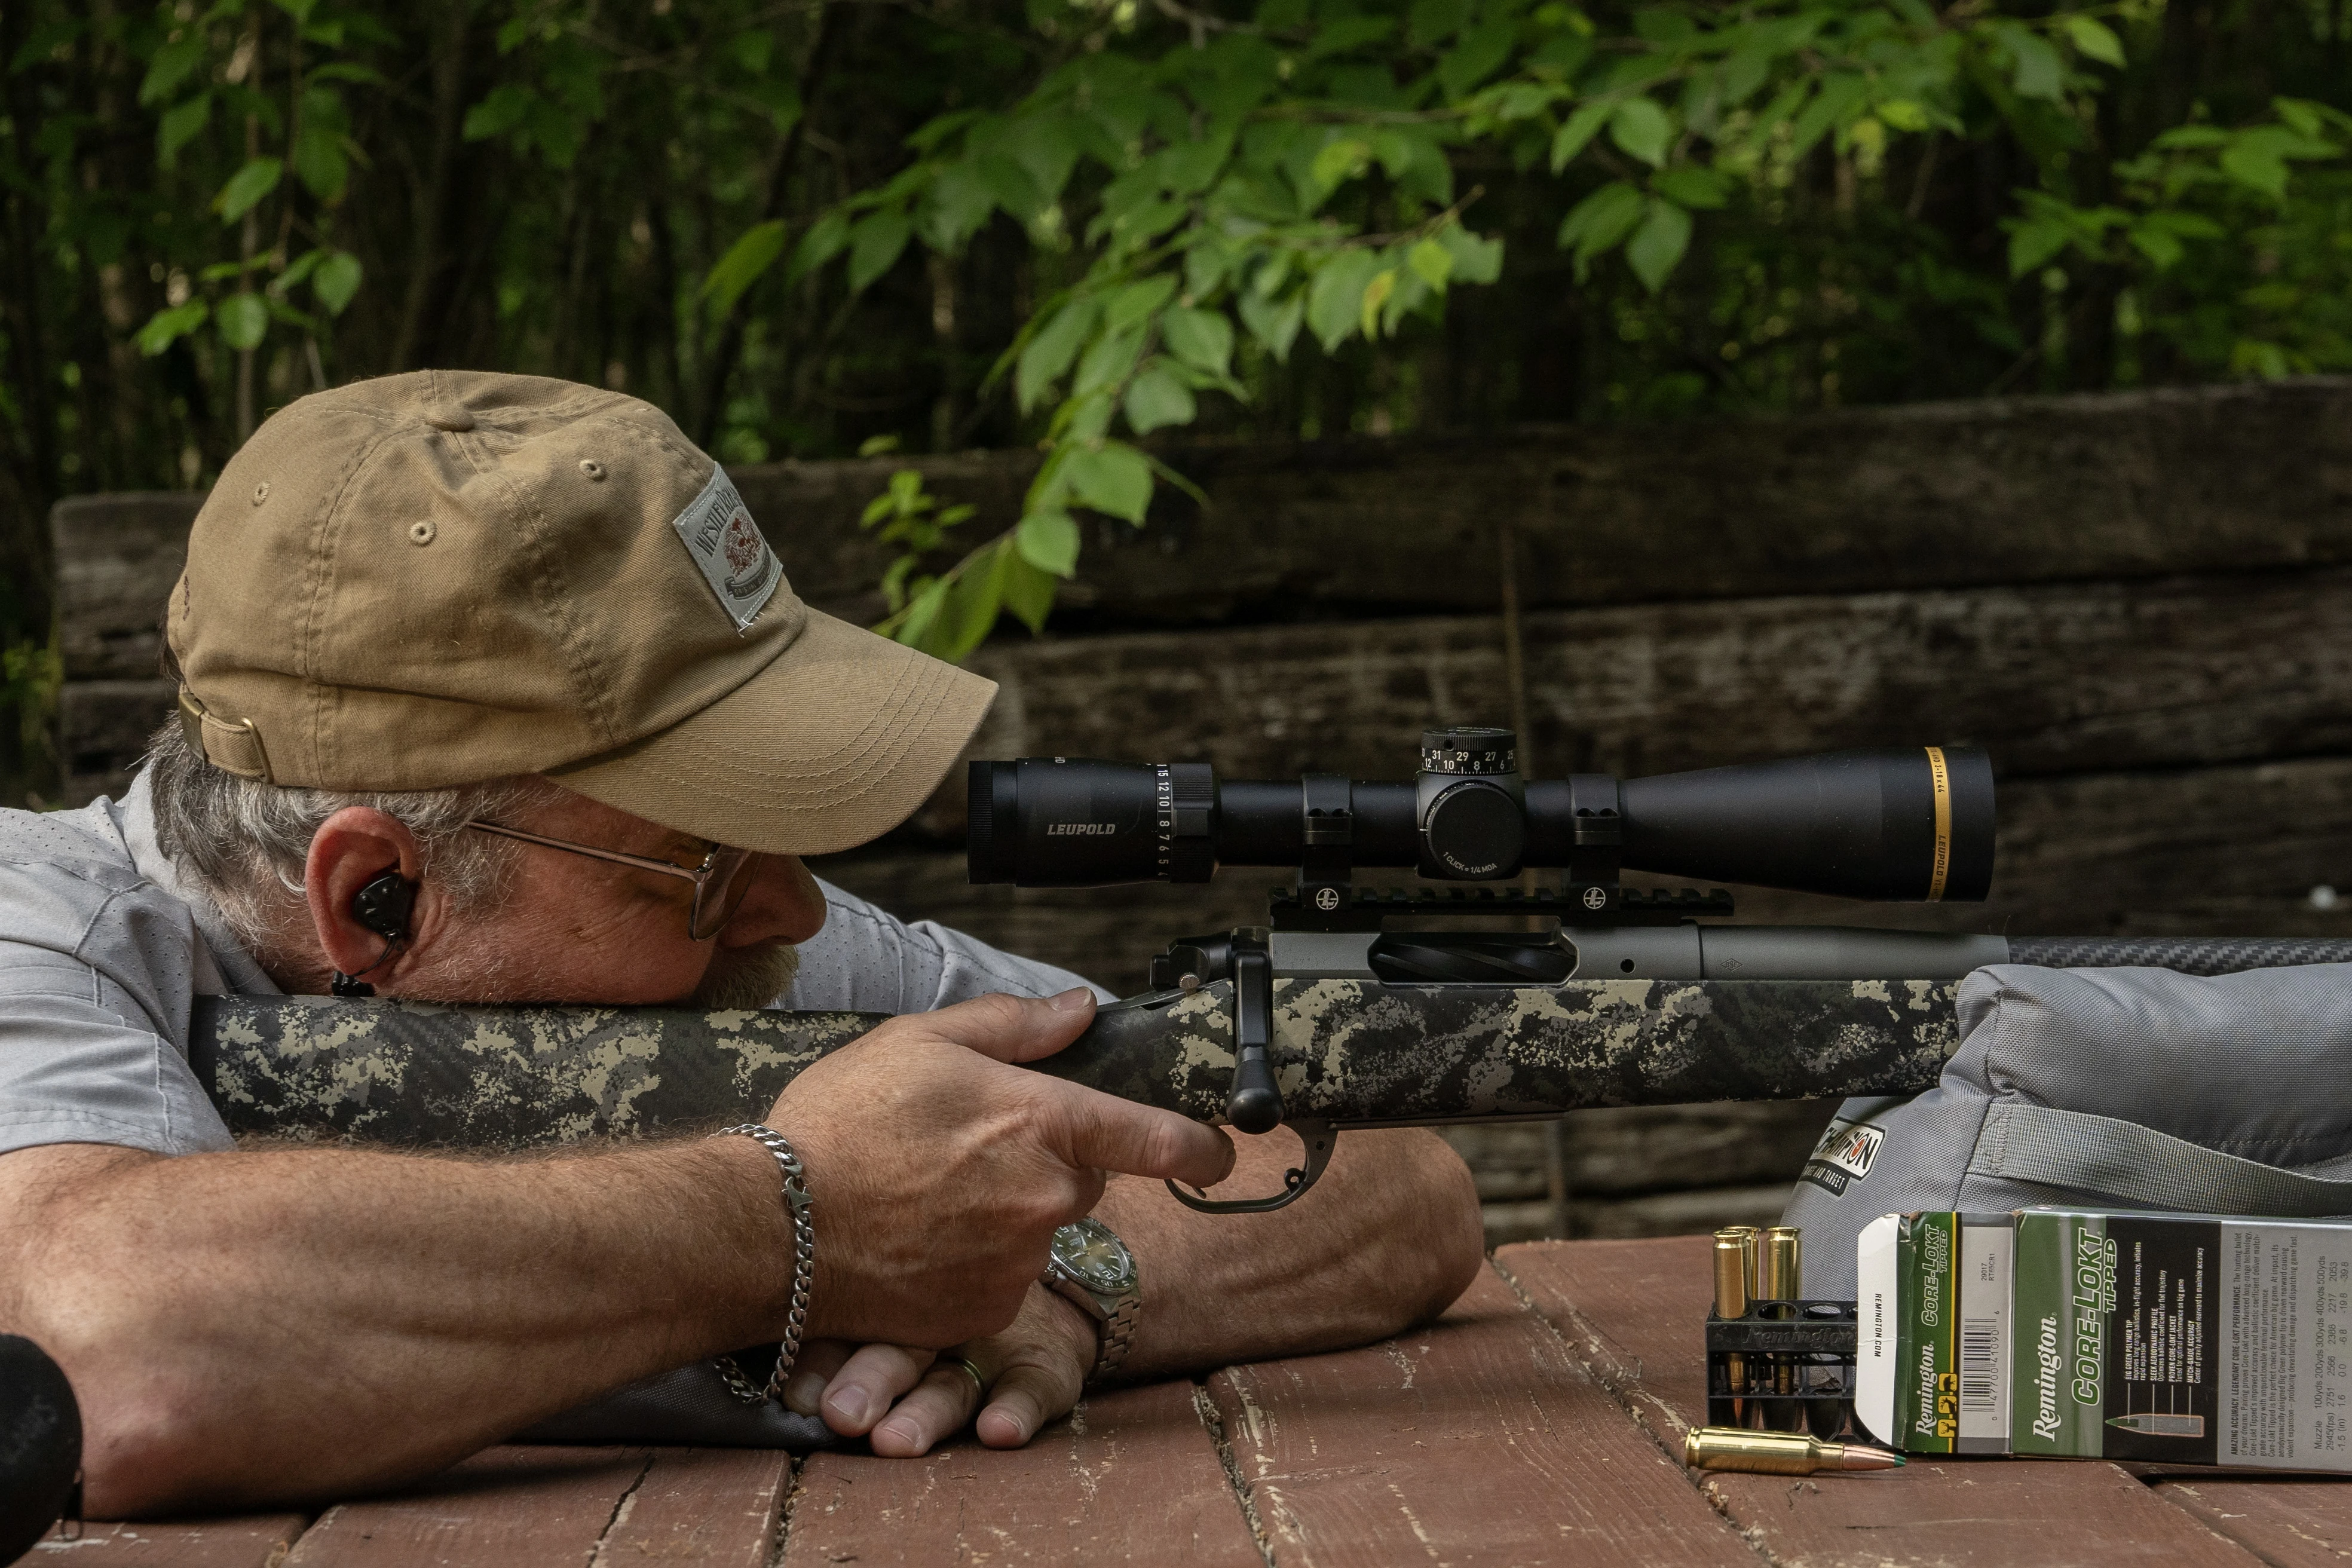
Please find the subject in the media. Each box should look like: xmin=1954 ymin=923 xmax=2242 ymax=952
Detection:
xmin=189 ymin=930 xmax=2352 ymax=1210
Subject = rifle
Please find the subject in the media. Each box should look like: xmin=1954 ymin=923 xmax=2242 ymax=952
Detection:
xmin=192 ymin=731 xmax=2352 ymax=1212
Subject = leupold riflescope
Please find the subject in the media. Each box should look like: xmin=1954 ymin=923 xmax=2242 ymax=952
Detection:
xmin=969 ymin=728 xmax=1995 ymax=907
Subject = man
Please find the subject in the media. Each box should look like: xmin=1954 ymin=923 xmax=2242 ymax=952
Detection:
xmin=0 ymin=372 xmax=1484 ymax=1517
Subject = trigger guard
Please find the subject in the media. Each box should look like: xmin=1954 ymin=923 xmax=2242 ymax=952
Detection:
xmin=1164 ymin=1120 xmax=1338 ymax=1215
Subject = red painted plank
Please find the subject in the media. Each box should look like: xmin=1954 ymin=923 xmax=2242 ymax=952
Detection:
xmin=583 ymin=1448 xmax=789 ymax=1566
xmin=1500 ymin=1238 xmax=2266 ymax=1567
xmin=23 ymin=1514 xmax=305 ymax=1565
xmin=1205 ymin=1264 xmax=1754 ymax=1567
xmin=782 ymin=1379 xmax=1261 ymax=1567
xmin=2157 ymin=1478 xmax=2352 ymax=1567
xmin=277 ymin=1444 xmax=786 ymax=1568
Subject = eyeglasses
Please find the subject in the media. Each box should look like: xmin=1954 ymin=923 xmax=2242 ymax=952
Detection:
xmin=464 ymin=820 xmax=756 ymax=941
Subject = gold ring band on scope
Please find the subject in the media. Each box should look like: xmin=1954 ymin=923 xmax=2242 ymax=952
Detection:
xmin=1924 ymin=745 xmax=1952 ymax=902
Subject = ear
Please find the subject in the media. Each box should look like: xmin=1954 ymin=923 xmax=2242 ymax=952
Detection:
xmin=304 ymin=806 xmax=437 ymax=985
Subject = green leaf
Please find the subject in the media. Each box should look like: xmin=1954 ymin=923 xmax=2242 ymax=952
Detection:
xmin=1065 ymin=442 xmax=1154 ymax=523
xmin=292 ymin=122 xmax=349 ymax=202
xmin=893 ymin=576 xmax=951 ymax=653
xmin=935 ymin=538 xmax=1012 ymax=661
xmin=846 ymin=209 xmax=913 ymax=293
xmin=1104 ymin=275 xmax=1178 ymax=334
xmin=1306 ymin=249 xmax=1383 ymax=352
xmin=2127 ymin=223 xmax=2183 ymax=270
xmin=1609 ymin=98 xmax=1673 ymax=168
xmin=923 ymin=161 xmax=997 ymax=252
xmin=1556 ymin=180 xmax=1644 ymax=272
xmin=789 ymin=210 xmax=853 ymax=283
xmin=1160 ymin=305 xmax=1235 ymax=376
xmin=1124 ymin=362 xmax=1198 ymax=433
xmin=135 ymin=300 xmax=209 ymax=357
xmin=700 ymin=220 xmax=789 ymax=317
xmin=2004 ymin=27 xmax=2064 ymax=101
xmin=2064 ymin=16 xmax=2126 ymax=68
xmin=1549 ymin=100 xmax=1613 ymax=172
xmin=1408 ymin=237 xmax=1454 ymax=289
xmin=1876 ymin=98 xmax=1933 ymax=133
xmin=1652 ymin=166 xmax=1729 ymax=209
xmin=1016 ymin=296 xmax=1102 ymax=412
xmin=139 ymin=32 xmax=207 ymax=107
xmin=216 ymin=292 xmax=270 ymax=351
xmin=1624 ymin=198 xmax=1691 ymax=292
xmin=462 ymin=84 xmax=531 ymax=142
xmin=2218 ymin=125 xmax=2333 ymax=201
xmin=215 ymin=157 xmax=284 ymax=223
xmin=1000 ymin=547 xmax=1060 ymax=633
xmin=1016 ymin=509 xmax=1083 ymax=576
xmin=158 ymin=91 xmax=213 ymax=169
xmin=1437 ymin=17 xmax=1517 ymax=101
xmin=312 ymin=251 xmax=362 ymax=314
xmin=1359 ymin=269 xmax=1397 ymax=338
xmin=2006 ymin=216 xmax=2072 ymax=277
xmin=274 ymin=249 xmax=326 ymax=293
xmin=1238 ymin=289 xmax=1306 ymax=361
xmin=1073 ymin=326 xmax=1146 ymax=399
xmin=1310 ymin=137 xmax=1373 ymax=192
xmin=1408 ymin=0 xmax=1471 ymax=48
xmin=1438 ymin=224 xmax=1504 ymax=284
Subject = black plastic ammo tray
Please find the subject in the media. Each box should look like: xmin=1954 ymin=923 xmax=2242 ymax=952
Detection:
xmin=1704 ymin=1298 xmax=1866 ymax=1438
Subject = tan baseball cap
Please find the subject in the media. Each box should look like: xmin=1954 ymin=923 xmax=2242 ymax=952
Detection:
xmin=167 ymin=369 xmax=996 ymax=855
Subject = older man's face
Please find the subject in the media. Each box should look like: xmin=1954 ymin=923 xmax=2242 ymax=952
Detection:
xmin=405 ymin=786 xmax=828 ymax=1009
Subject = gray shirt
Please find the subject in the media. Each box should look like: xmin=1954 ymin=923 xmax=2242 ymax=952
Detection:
xmin=0 ymin=770 xmax=1106 ymax=1159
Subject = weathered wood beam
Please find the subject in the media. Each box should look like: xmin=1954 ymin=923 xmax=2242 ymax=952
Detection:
xmin=50 ymin=380 xmax=2352 ymax=682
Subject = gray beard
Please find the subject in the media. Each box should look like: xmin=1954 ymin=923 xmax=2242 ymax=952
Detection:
xmin=687 ymin=942 xmax=803 ymax=1010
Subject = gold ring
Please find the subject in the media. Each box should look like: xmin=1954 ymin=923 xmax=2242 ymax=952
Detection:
xmin=1924 ymin=746 xmax=1952 ymax=902
xmin=945 ymin=1355 xmax=989 ymax=1402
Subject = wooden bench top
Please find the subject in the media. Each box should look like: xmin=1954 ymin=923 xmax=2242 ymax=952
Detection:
xmin=55 ymin=1236 xmax=2352 ymax=1566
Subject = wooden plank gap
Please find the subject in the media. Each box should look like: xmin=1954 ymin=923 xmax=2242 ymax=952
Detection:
xmin=1189 ymin=1377 xmax=1279 ymax=1568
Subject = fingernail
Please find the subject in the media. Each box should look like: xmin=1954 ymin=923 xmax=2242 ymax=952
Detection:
xmin=785 ymin=1370 xmax=828 ymax=1417
xmin=827 ymin=1388 xmax=871 ymax=1427
xmin=1049 ymin=987 xmax=1094 ymax=1012
xmin=876 ymin=1416 xmax=920 ymax=1451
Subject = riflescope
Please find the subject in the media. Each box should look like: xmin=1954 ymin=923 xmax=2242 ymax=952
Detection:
xmin=969 ymin=728 xmax=1995 ymax=906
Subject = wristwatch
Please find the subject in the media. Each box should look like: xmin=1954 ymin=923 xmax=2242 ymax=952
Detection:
xmin=1040 ymin=1217 xmax=1141 ymax=1382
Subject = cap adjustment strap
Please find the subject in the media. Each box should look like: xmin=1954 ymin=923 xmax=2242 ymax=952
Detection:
xmin=177 ymin=687 xmax=274 ymax=783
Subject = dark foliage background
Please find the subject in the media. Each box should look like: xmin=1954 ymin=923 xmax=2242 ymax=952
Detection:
xmin=6 ymin=0 xmax=2352 ymax=800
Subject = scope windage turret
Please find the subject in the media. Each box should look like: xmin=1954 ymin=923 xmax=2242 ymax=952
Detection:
xmin=967 ymin=743 xmax=1995 ymax=904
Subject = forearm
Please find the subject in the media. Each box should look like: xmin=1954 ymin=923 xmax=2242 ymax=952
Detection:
xmin=4 ymin=1136 xmax=798 ymax=1515
xmin=1091 ymin=1127 xmax=1483 ymax=1381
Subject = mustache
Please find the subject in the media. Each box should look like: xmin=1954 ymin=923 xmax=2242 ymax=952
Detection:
xmin=688 ymin=942 xmax=802 ymax=1010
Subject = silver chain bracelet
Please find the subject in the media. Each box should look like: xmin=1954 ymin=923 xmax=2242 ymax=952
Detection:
xmin=711 ymin=1122 xmax=814 ymax=1405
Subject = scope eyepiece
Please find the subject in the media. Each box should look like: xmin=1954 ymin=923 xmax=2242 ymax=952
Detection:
xmin=968 ymin=743 xmax=1995 ymax=905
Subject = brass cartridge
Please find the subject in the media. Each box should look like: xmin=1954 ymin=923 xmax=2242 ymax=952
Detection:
xmin=1683 ymin=1427 xmax=1903 ymax=1476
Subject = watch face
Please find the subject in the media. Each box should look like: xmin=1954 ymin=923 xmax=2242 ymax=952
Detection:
xmin=1052 ymin=1218 xmax=1137 ymax=1294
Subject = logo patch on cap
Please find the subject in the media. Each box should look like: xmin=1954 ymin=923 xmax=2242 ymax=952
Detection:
xmin=671 ymin=465 xmax=782 ymax=632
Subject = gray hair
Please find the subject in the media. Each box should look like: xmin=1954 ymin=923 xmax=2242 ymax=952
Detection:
xmin=146 ymin=716 xmax=554 ymax=961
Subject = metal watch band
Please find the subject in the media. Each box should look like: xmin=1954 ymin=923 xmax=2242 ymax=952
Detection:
xmin=1092 ymin=1291 xmax=1140 ymax=1382
xmin=711 ymin=1123 xmax=814 ymax=1404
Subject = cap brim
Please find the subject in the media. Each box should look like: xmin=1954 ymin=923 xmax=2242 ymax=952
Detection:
xmin=547 ymin=608 xmax=997 ymax=855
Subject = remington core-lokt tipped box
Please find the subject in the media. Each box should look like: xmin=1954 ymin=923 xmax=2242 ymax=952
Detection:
xmin=1857 ymin=1209 xmax=2352 ymax=1471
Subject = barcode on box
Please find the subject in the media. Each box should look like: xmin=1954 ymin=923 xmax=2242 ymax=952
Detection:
xmin=1958 ymin=1219 xmax=2013 ymax=1450
xmin=1961 ymin=1318 xmax=2001 ymax=1410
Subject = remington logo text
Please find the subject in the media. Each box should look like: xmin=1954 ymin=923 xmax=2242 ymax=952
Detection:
xmin=2031 ymin=1315 xmax=2063 ymax=1440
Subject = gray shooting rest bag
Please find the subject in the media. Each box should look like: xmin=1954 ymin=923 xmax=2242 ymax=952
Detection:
xmin=1784 ymin=961 xmax=2352 ymax=1300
